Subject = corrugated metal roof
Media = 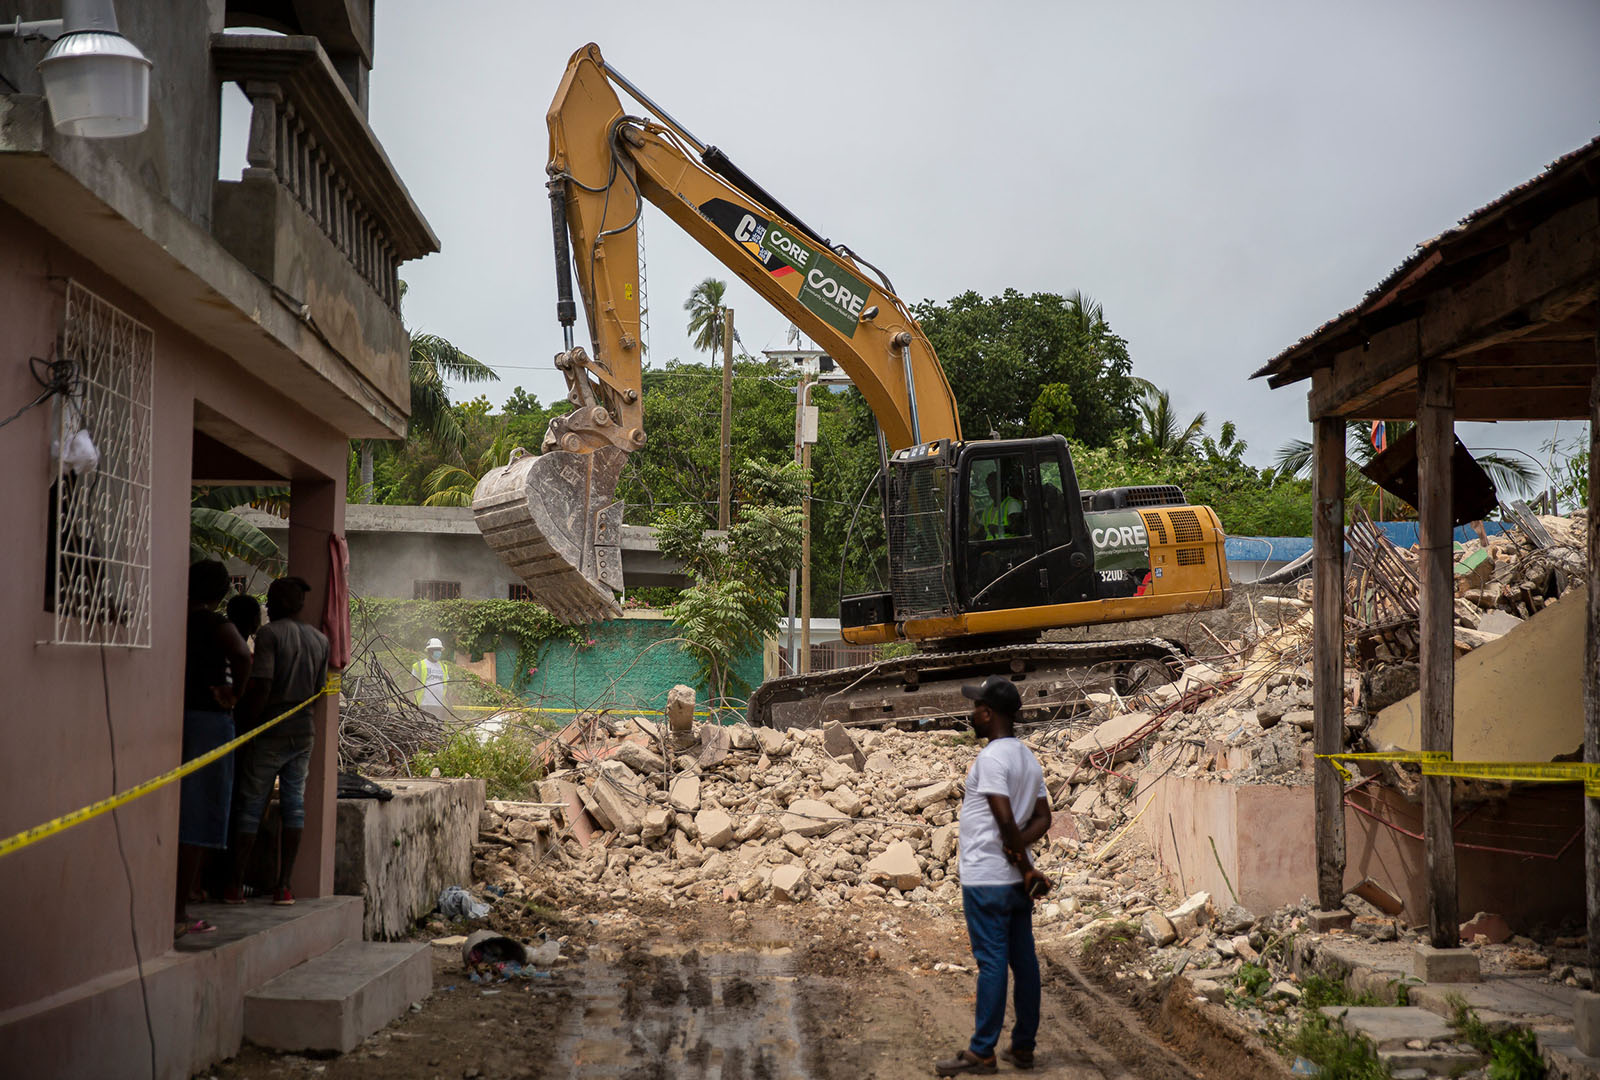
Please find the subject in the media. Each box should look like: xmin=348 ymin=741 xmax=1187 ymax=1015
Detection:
xmin=1253 ymin=133 xmax=1600 ymax=384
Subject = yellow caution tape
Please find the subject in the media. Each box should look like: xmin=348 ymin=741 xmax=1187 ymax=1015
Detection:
xmin=1316 ymin=751 xmax=1449 ymax=782
xmin=1316 ymin=750 xmax=1600 ymax=794
xmin=0 ymin=675 xmax=342 ymax=860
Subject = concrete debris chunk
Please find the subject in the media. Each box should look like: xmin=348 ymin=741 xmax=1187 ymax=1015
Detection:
xmin=755 ymin=727 xmax=791 ymax=758
xmin=695 ymin=808 xmax=734 ymax=849
xmin=641 ymin=807 xmax=673 ymax=841
xmin=780 ymin=799 xmax=847 ymax=837
xmin=611 ymin=741 xmax=666 ymax=774
xmin=666 ymin=685 xmax=696 ymax=731
xmin=931 ymin=823 xmax=957 ymax=863
xmin=697 ymin=724 xmax=732 ymax=768
xmin=1165 ymin=891 xmax=1212 ymax=937
xmin=906 ymin=779 xmax=956 ymax=811
xmin=1067 ymin=711 xmax=1154 ymax=760
xmin=824 ymin=786 xmax=864 ymax=817
xmin=865 ymin=840 xmax=922 ymax=891
xmin=822 ymin=721 xmax=866 ymax=771
xmin=669 ymin=773 xmax=701 ymax=813
xmin=1141 ymin=911 xmax=1177 ymax=946
xmin=771 ymin=863 xmax=810 ymax=902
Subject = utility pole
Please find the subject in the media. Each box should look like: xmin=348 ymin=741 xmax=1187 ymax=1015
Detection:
xmin=796 ymin=375 xmax=818 ymax=674
xmin=719 ymin=308 xmax=734 ymax=531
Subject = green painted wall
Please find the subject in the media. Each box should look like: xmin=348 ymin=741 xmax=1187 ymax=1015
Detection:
xmin=495 ymin=615 xmax=765 ymax=719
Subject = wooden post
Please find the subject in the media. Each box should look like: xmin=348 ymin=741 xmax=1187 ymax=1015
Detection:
xmin=1312 ymin=415 xmax=1347 ymax=911
xmin=719 ymin=309 xmax=734 ymax=531
xmin=1586 ymin=314 xmax=1600 ymax=975
xmin=1417 ymin=356 xmax=1459 ymax=947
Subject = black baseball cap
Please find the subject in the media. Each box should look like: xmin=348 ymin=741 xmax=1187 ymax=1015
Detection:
xmin=961 ymin=675 xmax=1022 ymax=716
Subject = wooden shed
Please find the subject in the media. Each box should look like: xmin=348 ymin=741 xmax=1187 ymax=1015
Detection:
xmin=1252 ymin=135 xmax=1599 ymax=965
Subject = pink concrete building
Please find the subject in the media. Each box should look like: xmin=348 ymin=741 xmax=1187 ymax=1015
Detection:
xmin=0 ymin=3 xmax=434 ymax=1076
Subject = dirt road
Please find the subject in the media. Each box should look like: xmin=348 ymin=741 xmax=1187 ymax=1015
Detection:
xmin=215 ymin=905 xmax=1278 ymax=1080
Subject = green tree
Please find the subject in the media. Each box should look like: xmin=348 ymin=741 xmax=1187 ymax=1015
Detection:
xmin=357 ymin=281 xmax=498 ymax=502
xmin=1132 ymin=386 xmax=1207 ymax=459
xmin=913 ymin=289 xmax=1140 ymax=445
xmin=656 ymin=458 xmax=804 ymax=711
xmin=683 ymin=277 xmax=729 ymax=356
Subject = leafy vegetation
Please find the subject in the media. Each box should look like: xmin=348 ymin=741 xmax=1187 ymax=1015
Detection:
xmin=190 ymin=486 xmax=288 ymax=577
xmin=684 ymin=277 xmax=730 ymax=356
xmin=1450 ymin=997 xmax=1547 ymax=1080
xmin=656 ymin=458 xmax=804 ymax=711
xmin=1280 ymin=1011 xmax=1391 ymax=1080
xmin=411 ymin=729 xmax=542 ymax=801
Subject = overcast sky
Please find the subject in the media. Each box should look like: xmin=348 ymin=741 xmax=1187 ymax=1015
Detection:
xmin=268 ymin=1 xmax=1600 ymax=478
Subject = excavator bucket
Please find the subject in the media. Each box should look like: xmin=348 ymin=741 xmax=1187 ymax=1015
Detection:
xmin=472 ymin=446 xmax=628 ymax=624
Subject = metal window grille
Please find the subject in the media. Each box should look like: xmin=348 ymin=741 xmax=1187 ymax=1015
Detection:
xmin=414 ymin=579 xmax=461 ymax=601
xmin=887 ymin=463 xmax=955 ymax=620
xmin=48 ymin=283 xmax=154 ymax=647
xmin=507 ymin=583 xmax=534 ymax=601
xmin=229 ymin=575 xmax=249 ymax=594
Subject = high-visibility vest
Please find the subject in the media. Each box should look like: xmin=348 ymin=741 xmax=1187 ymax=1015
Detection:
xmin=411 ymin=658 xmax=450 ymax=706
xmin=980 ymin=496 xmax=1023 ymax=539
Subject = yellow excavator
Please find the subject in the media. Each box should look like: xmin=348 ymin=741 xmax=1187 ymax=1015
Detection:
xmin=473 ymin=43 xmax=1231 ymax=727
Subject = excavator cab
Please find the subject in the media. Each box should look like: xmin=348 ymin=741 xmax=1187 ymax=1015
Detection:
xmin=955 ymin=437 xmax=1099 ymax=613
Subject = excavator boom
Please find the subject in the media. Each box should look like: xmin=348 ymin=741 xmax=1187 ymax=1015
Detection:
xmin=474 ymin=42 xmax=961 ymax=622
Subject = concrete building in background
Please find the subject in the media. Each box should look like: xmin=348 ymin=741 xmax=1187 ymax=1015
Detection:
xmin=232 ymin=504 xmax=700 ymax=600
xmin=0 ymin=3 xmax=435 ymax=1076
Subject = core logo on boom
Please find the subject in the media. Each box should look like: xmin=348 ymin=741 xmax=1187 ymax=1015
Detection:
xmin=699 ymin=197 xmax=870 ymax=339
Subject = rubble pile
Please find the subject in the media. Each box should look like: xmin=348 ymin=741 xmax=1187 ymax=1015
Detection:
xmin=470 ymin=686 xmax=1190 ymax=934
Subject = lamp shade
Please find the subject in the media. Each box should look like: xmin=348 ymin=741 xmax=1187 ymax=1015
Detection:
xmin=37 ymin=30 xmax=151 ymax=138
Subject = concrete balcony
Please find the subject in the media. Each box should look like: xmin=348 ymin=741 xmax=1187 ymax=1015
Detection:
xmin=213 ymin=33 xmax=438 ymax=430
xmin=0 ymin=30 xmax=435 ymax=441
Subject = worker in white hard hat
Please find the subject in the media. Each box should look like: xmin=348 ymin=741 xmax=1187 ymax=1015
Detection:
xmin=410 ymin=638 xmax=452 ymax=715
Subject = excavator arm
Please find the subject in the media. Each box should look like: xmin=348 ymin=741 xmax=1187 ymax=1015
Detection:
xmin=475 ymin=42 xmax=960 ymax=622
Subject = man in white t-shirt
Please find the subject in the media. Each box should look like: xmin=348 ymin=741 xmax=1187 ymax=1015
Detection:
xmin=935 ymin=675 xmax=1053 ymax=1076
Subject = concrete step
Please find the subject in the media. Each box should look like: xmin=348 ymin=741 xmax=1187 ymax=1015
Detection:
xmin=244 ymin=940 xmax=431 ymax=1053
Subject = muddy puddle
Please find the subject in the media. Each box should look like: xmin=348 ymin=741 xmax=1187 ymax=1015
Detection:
xmin=554 ymin=941 xmax=808 ymax=1079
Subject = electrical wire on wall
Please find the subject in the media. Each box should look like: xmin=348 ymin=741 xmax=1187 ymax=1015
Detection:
xmin=0 ymin=354 xmax=77 ymax=431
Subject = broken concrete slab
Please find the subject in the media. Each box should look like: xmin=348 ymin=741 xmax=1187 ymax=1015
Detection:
xmin=906 ymin=780 xmax=956 ymax=811
xmin=1410 ymin=977 xmax=1579 ymax=1028
xmin=931 ymin=823 xmax=957 ymax=863
xmin=1475 ymin=610 xmax=1524 ymax=636
xmin=1165 ymin=891 xmax=1211 ymax=937
xmin=780 ymin=799 xmax=847 ymax=837
xmin=824 ymin=786 xmax=863 ymax=817
xmin=590 ymin=761 xmax=650 ymax=833
xmin=822 ymin=721 xmax=865 ymax=771
xmin=697 ymin=724 xmax=732 ymax=767
xmin=1309 ymin=909 xmax=1355 ymax=933
xmin=1142 ymin=911 xmax=1177 ymax=946
xmin=611 ymin=741 xmax=666 ymax=774
xmin=865 ymin=841 xmax=922 ymax=891
xmin=1319 ymin=1006 xmax=1454 ymax=1050
xmin=669 ymin=773 xmax=701 ymax=814
xmin=641 ymin=807 xmax=673 ymax=841
xmin=1068 ymin=712 xmax=1154 ymax=760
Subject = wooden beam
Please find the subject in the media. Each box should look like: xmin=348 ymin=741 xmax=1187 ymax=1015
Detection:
xmin=1586 ymin=307 xmax=1600 ymax=975
xmin=1302 ymin=197 xmax=1600 ymax=415
xmin=1312 ymin=415 xmax=1347 ymax=912
xmin=1417 ymin=356 xmax=1459 ymax=948
xmin=1360 ymin=386 xmax=1593 ymax=422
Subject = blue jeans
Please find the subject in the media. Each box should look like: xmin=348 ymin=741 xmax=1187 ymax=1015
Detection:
xmin=178 ymin=709 xmax=234 ymax=848
xmin=232 ymin=731 xmax=313 ymax=833
xmin=962 ymin=884 xmax=1040 ymax=1058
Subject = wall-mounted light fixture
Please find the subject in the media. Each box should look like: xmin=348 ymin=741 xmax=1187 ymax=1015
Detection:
xmin=1 ymin=0 xmax=150 ymax=138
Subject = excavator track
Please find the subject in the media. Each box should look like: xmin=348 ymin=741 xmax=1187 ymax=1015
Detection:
xmin=747 ymin=637 xmax=1188 ymax=730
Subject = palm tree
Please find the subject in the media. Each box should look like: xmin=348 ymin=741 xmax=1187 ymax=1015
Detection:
xmin=420 ymin=434 xmax=516 ymax=507
xmin=1275 ymin=421 xmax=1538 ymax=515
xmin=1133 ymin=387 xmax=1207 ymax=459
xmin=357 ymin=281 xmax=498 ymax=502
xmin=684 ymin=277 xmax=729 ymax=356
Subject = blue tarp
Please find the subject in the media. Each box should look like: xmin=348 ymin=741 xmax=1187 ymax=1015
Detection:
xmin=1225 ymin=520 xmax=1512 ymax=565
